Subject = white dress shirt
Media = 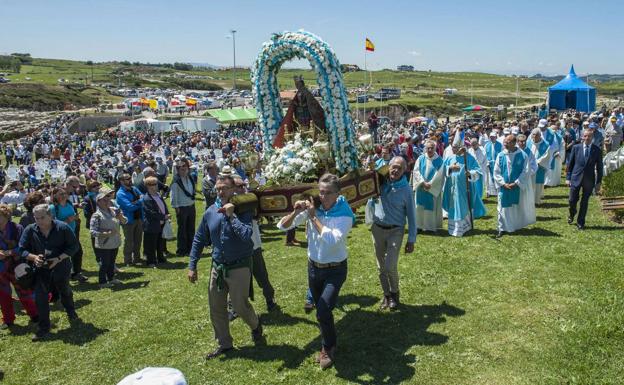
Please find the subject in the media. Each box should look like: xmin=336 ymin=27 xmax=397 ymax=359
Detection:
xmin=277 ymin=211 xmax=352 ymax=264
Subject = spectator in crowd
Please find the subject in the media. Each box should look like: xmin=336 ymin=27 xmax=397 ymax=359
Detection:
xmin=116 ymin=173 xmax=144 ymax=266
xmin=0 ymin=204 xmax=38 ymax=329
xmin=142 ymin=177 xmax=169 ymax=267
xmin=90 ymin=187 xmax=127 ymax=288
xmin=50 ymin=187 xmax=87 ymax=283
xmin=0 ymin=181 xmax=27 ymax=206
xmin=201 ymin=161 xmax=218 ymax=208
xmin=20 ymin=191 xmax=46 ymax=228
xmin=82 ymin=180 xmax=100 ymax=249
xmin=170 ymin=159 xmax=196 ymax=257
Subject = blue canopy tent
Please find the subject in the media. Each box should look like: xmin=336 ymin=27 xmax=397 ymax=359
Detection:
xmin=548 ymin=65 xmax=595 ymax=112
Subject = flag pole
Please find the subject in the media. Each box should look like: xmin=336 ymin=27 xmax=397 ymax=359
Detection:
xmin=364 ymin=48 xmax=367 ymax=120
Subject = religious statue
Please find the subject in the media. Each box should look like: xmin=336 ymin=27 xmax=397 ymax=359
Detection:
xmin=273 ymin=76 xmax=327 ymax=148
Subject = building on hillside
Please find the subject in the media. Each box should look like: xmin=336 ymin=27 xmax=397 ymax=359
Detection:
xmin=341 ymin=64 xmax=361 ymax=72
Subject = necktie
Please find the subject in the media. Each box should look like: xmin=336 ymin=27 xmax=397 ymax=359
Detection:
xmin=584 ymin=146 xmax=589 ymax=160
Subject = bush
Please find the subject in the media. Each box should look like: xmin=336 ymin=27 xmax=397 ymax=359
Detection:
xmin=603 ymin=166 xmax=624 ymax=197
xmin=169 ymin=78 xmax=223 ymax=91
xmin=602 ymin=166 xmax=624 ymax=222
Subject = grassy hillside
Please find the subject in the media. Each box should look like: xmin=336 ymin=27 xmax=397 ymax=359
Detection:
xmin=0 ymin=83 xmax=100 ymax=111
xmin=2 ymin=58 xmax=624 ymax=113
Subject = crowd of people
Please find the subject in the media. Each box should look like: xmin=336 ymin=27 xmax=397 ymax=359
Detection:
xmin=0 ymin=106 xmax=621 ymax=370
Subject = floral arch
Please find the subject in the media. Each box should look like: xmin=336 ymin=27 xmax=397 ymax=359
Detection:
xmin=251 ymin=30 xmax=359 ymax=173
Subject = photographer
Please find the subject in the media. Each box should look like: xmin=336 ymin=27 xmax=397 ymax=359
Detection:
xmin=19 ymin=204 xmax=80 ymax=342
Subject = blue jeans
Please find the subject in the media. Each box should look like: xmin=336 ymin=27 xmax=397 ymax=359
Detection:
xmin=308 ymin=260 xmax=347 ymax=349
xmin=34 ymin=259 xmax=76 ymax=332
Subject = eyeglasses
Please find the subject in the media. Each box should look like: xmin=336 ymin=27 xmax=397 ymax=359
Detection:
xmin=146 ymin=183 xmax=157 ymax=186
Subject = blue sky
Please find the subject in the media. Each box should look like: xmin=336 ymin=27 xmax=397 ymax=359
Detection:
xmin=2 ymin=0 xmax=622 ymax=75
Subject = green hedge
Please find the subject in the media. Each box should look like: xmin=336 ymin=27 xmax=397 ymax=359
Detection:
xmin=602 ymin=166 xmax=624 ymax=222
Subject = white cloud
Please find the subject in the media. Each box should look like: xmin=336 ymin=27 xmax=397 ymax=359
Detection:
xmin=408 ymin=50 xmax=421 ymax=56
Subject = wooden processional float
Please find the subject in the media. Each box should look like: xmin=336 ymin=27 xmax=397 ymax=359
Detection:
xmin=231 ymin=30 xmax=383 ymax=217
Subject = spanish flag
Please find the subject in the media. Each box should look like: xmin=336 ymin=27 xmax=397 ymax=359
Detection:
xmin=365 ymin=38 xmax=375 ymax=52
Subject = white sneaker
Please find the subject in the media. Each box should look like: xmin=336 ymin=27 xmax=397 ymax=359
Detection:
xmin=110 ymin=279 xmax=122 ymax=285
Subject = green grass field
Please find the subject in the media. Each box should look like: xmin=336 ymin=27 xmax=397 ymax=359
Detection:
xmin=1 ymin=184 xmax=623 ymax=385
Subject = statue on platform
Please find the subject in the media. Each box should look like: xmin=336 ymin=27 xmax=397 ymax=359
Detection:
xmin=273 ymin=76 xmax=327 ymax=148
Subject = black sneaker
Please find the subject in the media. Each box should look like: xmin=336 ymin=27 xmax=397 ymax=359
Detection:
xmin=251 ymin=322 xmax=264 ymax=344
xmin=266 ymin=299 xmax=278 ymax=312
xmin=0 ymin=323 xmax=13 ymax=330
xmin=31 ymin=330 xmax=50 ymax=342
xmin=71 ymin=273 xmax=88 ymax=283
xmin=68 ymin=312 xmax=80 ymax=322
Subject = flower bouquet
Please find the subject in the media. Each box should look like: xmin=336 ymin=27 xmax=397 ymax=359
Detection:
xmin=263 ymin=134 xmax=320 ymax=186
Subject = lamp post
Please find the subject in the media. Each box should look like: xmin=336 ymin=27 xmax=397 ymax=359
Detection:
xmin=230 ymin=29 xmax=237 ymax=90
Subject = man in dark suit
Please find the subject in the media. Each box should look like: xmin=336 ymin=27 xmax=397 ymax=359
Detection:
xmin=566 ymin=129 xmax=603 ymax=230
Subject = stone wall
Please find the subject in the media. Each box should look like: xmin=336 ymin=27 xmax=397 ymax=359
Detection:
xmin=69 ymin=115 xmax=131 ymax=133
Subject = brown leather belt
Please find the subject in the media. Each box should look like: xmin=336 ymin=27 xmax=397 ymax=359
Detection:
xmin=309 ymin=259 xmax=347 ymax=269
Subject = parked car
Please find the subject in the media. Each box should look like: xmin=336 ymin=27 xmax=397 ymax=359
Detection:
xmin=0 ymin=77 xmax=10 ymax=84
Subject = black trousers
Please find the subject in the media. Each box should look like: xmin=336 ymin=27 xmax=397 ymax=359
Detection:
xmin=71 ymin=242 xmax=84 ymax=276
xmin=569 ymin=181 xmax=594 ymax=227
xmin=34 ymin=259 xmax=76 ymax=333
xmin=144 ymin=230 xmax=165 ymax=264
xmin=252 ymin=248 xmax=275 ymax=302
xmin=286 ymin=228 xmax=296 ymax=243
xmin=176 ymin=205 xmax=196 ymax=255
xmin=95 ymin=248 xmax=118 ymax=284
